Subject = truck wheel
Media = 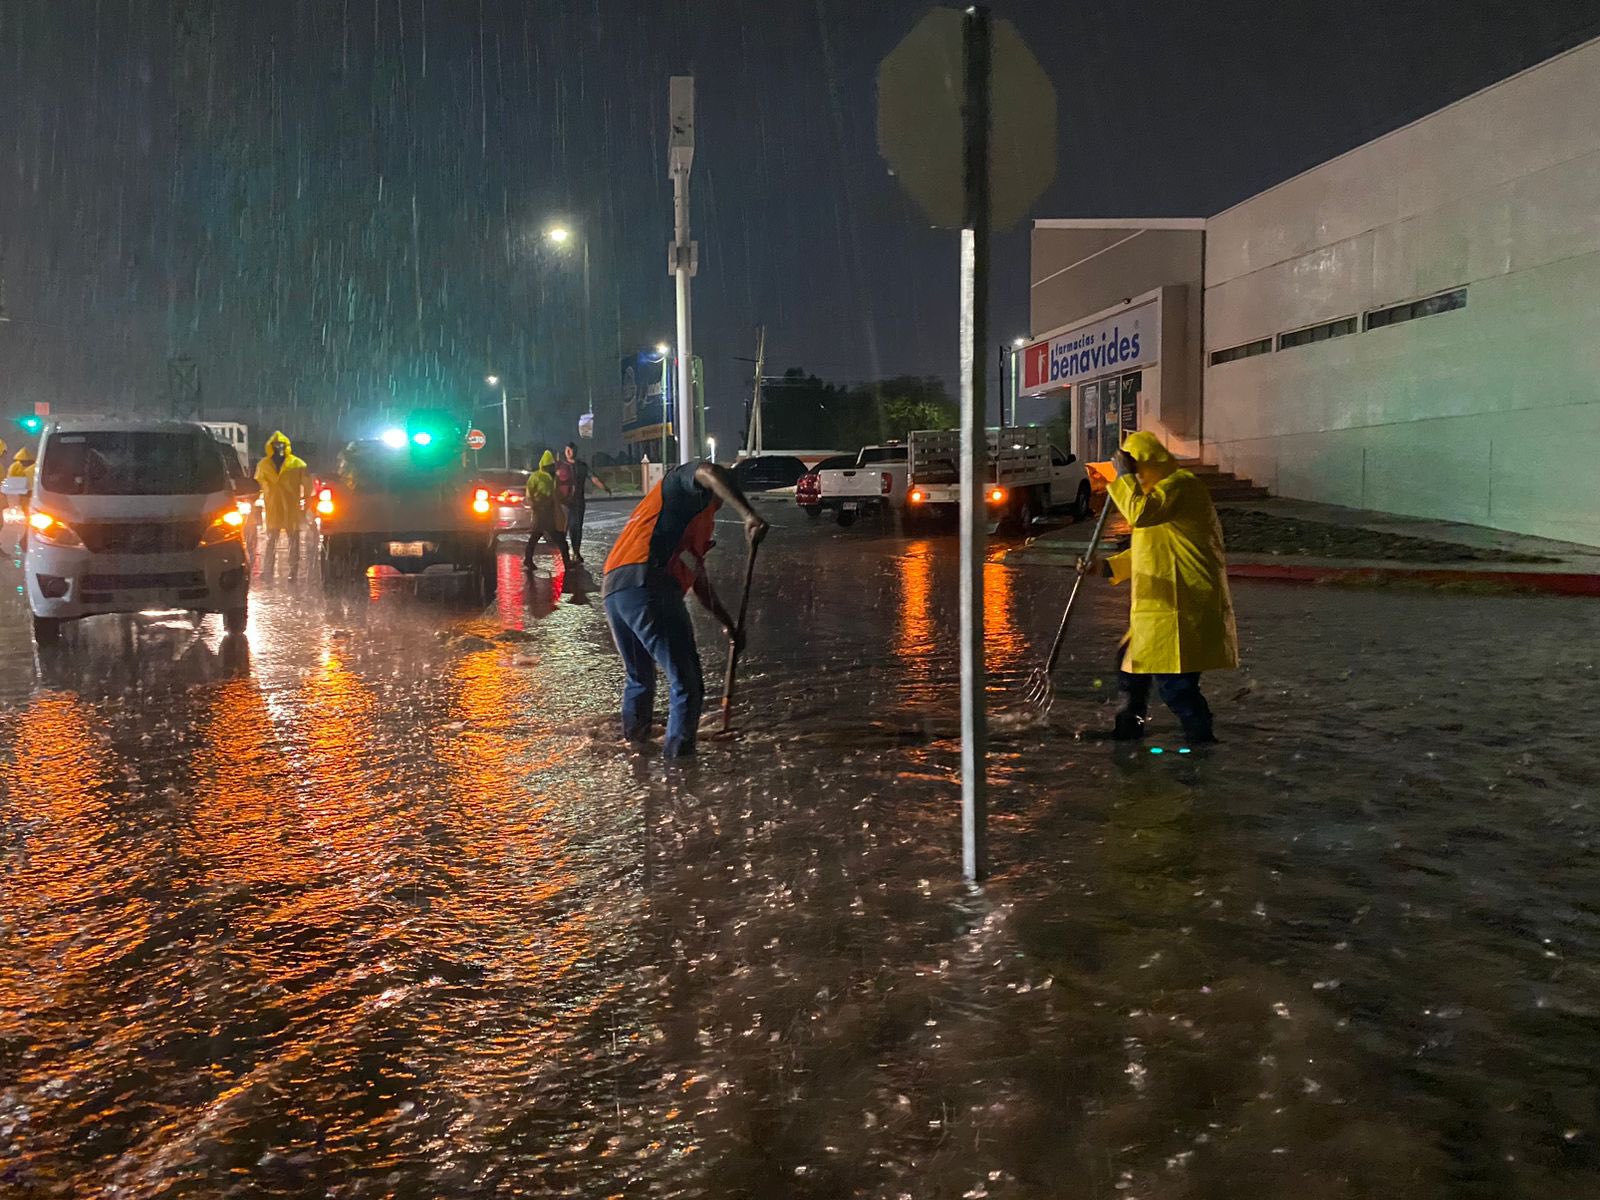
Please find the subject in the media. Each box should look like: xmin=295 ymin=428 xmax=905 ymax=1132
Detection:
xmin=320 ymin=534 xmax=351 ymax=591
xmin=224 ymin=604 xmax=249 ymax=635
xmin=32 ymin=615 xmax=62 ymax=646
xmin=1074 ymin=481 xmax=1092 ymax=521
xmin=476 ymin=550 xmax=498 ymax=604
xmin=803 ymin=505 xmax=822 ymax=521
xmin=836 ymin=511 xmax=857 ymax=528
xmin=1015 ymin=492 xmax=1038 ymax=533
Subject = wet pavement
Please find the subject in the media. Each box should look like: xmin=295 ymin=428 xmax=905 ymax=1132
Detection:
xmin=2 ymin=499 xmax=1599 ymax=1198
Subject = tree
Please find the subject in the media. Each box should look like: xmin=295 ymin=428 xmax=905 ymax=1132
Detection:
xmin=757 ymin=370 xmax=957 ymax=450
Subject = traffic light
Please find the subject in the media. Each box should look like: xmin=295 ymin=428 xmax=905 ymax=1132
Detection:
xmin=15 ymin=414 xmax=43 ymax=435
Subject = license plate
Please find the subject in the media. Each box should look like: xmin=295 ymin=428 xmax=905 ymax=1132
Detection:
xmin=842 ymin=502 xmax=858 ymax=512
xmin=389 ymin=541 xmax=427 ymax=557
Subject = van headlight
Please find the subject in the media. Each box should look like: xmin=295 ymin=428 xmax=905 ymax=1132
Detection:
xmin=200 ymin=507 xmax=247 ymax=546
xmin=28 ymin=510 xmax=83 ymax=548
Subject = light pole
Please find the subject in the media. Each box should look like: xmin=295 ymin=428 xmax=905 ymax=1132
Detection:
xmin=1010 ymin=336 xmax=1027 ymax=426
xmin=654 ymin=343 xmax=672 ymax=465
xmin=484 ymin=375 xmax=510 ymax=468
xmin=546 ymin=225 xmax=595 ymax=441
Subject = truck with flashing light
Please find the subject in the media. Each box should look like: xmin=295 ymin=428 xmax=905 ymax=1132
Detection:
xmin=905 ymin=426 xmax=1092 ymax=533
xmin=313 ymin=412 xmax=500 ymax=599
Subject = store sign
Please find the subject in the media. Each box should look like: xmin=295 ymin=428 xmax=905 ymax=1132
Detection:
xmin=1022 ymin=300 xmax=1159 ymax=393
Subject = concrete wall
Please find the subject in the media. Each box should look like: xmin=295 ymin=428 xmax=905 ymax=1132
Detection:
xmin=1030 ymin=223 xmax=1206 ymax=454
xmin=1203 ymin=37 xmax=1600 ymax=546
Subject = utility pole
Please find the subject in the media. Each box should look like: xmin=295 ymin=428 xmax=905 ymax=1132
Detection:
xmin=668 ymin=76 xmax=698 ymax=464
xmin=746 ymin=324 xmax=767 ymax=456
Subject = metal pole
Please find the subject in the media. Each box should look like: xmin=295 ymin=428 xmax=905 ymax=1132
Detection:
xmin=747 ymin=324 xmax=767 ymax=456
xmin=1009 ymin=344 xmax=1021 ymax=427
xmin=960 ymin=7 xmax=991 ymax=882
xmin=501 ymin=384 xmax=510 ymax=469
xmin=673 ymin=171 xmax=695 ymax=462
xmin=581 ymin=241 xmax=595 ymax=430
xmin=669 ymin=76 xmax=697 ymax=465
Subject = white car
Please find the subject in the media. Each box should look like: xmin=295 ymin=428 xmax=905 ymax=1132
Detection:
xmin=11 ymin=418 xmax=252 ymax=645
xmin=475 ymin=468 xmax=533 ymax=534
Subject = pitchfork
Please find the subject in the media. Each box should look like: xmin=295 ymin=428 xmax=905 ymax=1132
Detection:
xmin=1021 ymin=492 xmax=1119 ymax=713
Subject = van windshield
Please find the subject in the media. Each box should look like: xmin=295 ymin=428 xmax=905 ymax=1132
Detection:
xmin=40 ymin=431 xmax=229 ymax=496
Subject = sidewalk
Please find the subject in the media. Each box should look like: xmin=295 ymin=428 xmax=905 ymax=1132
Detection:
xmin=1007 ymin=496 xmax=1600 ymax=597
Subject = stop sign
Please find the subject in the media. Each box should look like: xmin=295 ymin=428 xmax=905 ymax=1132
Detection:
xmin=878 ymin=8 xmax=1056 ymax=231
xmin=466 ymin=428 xmax=487 ymax=451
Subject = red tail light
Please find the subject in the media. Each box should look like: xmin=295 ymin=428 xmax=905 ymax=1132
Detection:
xmin=315 ymin=487 xmax=335 ymax=516
xmin=909 ymin=488 xmax=925 ymax=504
xmin=471 ymin=487 xmax=491 ymax=515
xmin=495 ymin=489 xmax=523 ymax=505
xmin=881 ymin=472 xmax=893 ymax=496
xmin=988 ymin=486 xmax=1007 ymax=504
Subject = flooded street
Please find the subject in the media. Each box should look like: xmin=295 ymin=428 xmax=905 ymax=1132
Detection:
xmin=2 ymin=499 xmax=1599 ymax=1198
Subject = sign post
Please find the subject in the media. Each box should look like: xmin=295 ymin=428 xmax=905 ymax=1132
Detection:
xmin=957 ymin=7 xmax=992 ymax=882
xmin=879 ymin=6 xmax=1056 ymax=882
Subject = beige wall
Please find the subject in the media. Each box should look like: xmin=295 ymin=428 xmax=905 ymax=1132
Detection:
xmin=1030 ymin=225 xmax=1205 ymax=454
xmin=1203 ymin=36 xmax=1600 ymax=545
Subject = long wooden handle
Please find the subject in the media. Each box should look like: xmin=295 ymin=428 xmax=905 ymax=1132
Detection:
xmin=1042 ymin=491 xmax=1118 ymax=676
xmin=720 ymin=543 xmax=761 ymax=731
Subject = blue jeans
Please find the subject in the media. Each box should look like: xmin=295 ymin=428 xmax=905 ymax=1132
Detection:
xmin=604 ymin=585 xmax=705 ymax=757
xmin=1117 ymin=668 xmax=1215 ymax=742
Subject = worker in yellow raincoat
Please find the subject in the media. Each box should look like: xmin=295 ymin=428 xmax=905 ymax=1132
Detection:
xmin=1084 ymin=430 xmax=1238 ymax=744
xmin=7 ymin=446 xmax=35 ymax=514
xmin=522 ymin=450 xmax=572 ymax=574
xmin=254 ymin=431 xmax=311 ymax=583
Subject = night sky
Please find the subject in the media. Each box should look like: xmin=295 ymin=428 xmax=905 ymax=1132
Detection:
xmin=3 ymin=0 xmax=1598 ymax=456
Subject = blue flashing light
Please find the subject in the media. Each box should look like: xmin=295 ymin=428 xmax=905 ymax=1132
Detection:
xmin=411 ymin=431 xmax=433 ymax=447
xmin=1149 ymin=746 xmax=1165 ymax=755
xmin=17 ymin=415 xmax=44 ymax=435
xmin=380 ymin=428 xmax=408 ymax=450
xmin=1178 ymin=747 xmax=1192 ymax=755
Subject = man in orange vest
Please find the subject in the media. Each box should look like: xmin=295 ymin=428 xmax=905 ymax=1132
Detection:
xmin=602 ymin=461 xmax=767 ymax=758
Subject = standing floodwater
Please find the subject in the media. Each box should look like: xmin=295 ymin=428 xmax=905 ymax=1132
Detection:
xmin=2 ymin=502 xmax=1598 ymax=1197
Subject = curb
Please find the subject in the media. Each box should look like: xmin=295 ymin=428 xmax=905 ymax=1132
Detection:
xmin=1008 ymin=545 xmax=1600 ymax=597
xmin=1225 ymin=561 xmax=1600 ymax=597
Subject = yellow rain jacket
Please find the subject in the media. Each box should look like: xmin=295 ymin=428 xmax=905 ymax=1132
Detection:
xmin=1105 ymin=431 xmax=1238 ymax=675
xmin=254 ymin=431 xmax=310 ymax=532
xmin=525 ymin=451 xmax=567 ymax=531
xmin=7 ymin=447 xmax=35 ymax=481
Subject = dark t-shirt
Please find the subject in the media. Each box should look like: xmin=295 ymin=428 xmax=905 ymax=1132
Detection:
xmin=601 ymin=461 xmax=719 ymax=597
xmin=564 ymin=459 xmax=591 ymax=507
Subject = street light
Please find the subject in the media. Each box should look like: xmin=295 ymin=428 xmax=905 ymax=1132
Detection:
xmin=483 ymin=374 xmax=510 ymax=469
xmin=653 ymin=343 xmax=673 ymax=463
xmin=545 ymin=223 xmax=594 ymax=428
xmin=1004 ymin=335 xmax=1029 ymax=426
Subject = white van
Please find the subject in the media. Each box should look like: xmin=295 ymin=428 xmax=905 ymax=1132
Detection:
xmin=6 ymin=418 xmax=252 ymax=645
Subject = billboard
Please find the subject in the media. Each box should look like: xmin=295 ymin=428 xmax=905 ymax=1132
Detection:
xmin=620 ymin=351 xmax=673 ymax=446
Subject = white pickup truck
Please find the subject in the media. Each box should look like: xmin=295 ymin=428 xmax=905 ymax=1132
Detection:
xmin=906 ymin=426 xmax=1091 ymax=532
xmin=814 ymin=444 xmax=909 ymax=527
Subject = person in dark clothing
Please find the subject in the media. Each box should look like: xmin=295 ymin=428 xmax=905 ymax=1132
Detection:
xmin=562 ymin=442 xmax=611 ymax=562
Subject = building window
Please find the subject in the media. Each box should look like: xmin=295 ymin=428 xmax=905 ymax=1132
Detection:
xmin=1209 ymin=338 xmax=1272 ymax=366
xmin=1364 ymin=287 xmax=1467 ymax=332
xmin=1278 ymin=315 xmax=1357 ymax=350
